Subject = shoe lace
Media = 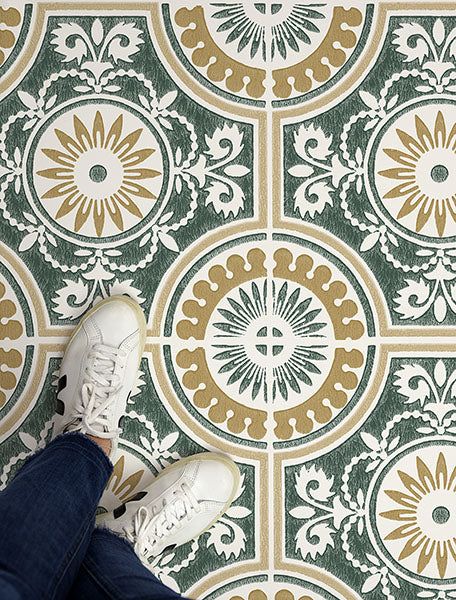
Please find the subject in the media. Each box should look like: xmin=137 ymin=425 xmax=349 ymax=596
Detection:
xmin=125 ymin=483 xmax=201 ymax=560
xmin=69 ymin=343 xmax=126 ymax=439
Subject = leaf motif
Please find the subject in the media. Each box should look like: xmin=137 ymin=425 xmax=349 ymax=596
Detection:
xmin=107 ymin=279 xmax=145 ymax=305
xmin=386 ymin=94 xmax=399 ymax=111
xmin=52 ymin=278 xmax=91 ymax=319
xmin=138 ymin=95 xmax=151 ymax=110
xmin=205 ymin=180 xmax=244 ymax=218
xmin=360 ymin=431 xmax=381 ymax=452
xmin=46 ymin=232 xmax=58 ymax=248
xmin=91 ymin=18 xmax=104 ymax=45
xmin=366 ymin=553 xmax=381 ymax=566
xmin=51 ymin=22 xmax=90 ymax=64
xmin=19 ymin=431 xmax=37 ymax=451
xmin=393 ymin=23 xmax=431 ymax=64
xmin=23 ymin=119 xmax=38 ymax=131
xmin=394 ymin=278 xmax=432 ymax=320
xmin=45 ymin=95 xmax=57 ymax=111
xmin=157 ymin=231 xmax=179 ymax=252
xmin=433 ymin=19 xmax=445 ymax=46
xmin=388 ymin=436 xmax=400 ymax=451
xmin=365 ymin=212 xmax=379 ymax=225
xmin=434 ymin=359 xmax=447 ymax=387
xmin=361 ymin=573 xmax=381 ymax=594
xmin=106 ymin=22 xmax=144 ymax=63
xmin=206 ymin=519 xmax=246 ymax=559
xmin=18 ymin=231 xmax=38 ymax=252
xmin=159 ymin=211 xmax=174 ymax=225
xmin=288 ymin=164 xmax=314 ymax=178
xmin=23 ymin=212 xmax=37 ymax=225
xmin=364 ymin=118 xmax=379 ymax=131
xmin=159 ymin=552 xmax=175 ymax=567
xmin=158 ymin=117 xmax=173 ymax=131
xmin=359 ymin=90 xmax=379 ymax=110
xmin=366 ymin=460 xmax=380 ymax=472
xmin=295 ymin=464 xmax=334 ymax=503
xmin=387 ymin=231 xmax=399 ymax=247
xmin=293 ymin=123 xmax=332 ymax=161
xmin=394 ymin=363 xmax=432 ymax=405
xmin=205 ymin=124 xmax=244 ymax=161
xmin=223 ymin=164 xmax=250 ymax=177
xmin=18 ymin=90 xmax=38 ymax=110
xmin=159 ymin=432 xmax=179 ymax=452
xmin=225 ymin=506 xmax=251 ymax=519
xmin=158 ymin=90 xmax=178 ymax=111
xmin=289 ymin=506 xmax=316 ymax=520
xmin=139 ymin=232 xmax=151 ymax=248
xmin=360 ymin=231 xmax=380 ymax=252
xmin=13 ymin=147 xmax=21 ymax=165
xmin=140 ymin=435 xmax=152 ymax=453
xmin=294 ymin=180 xmax=333 ymax=219
xmin=389 ymin=573 xmax=401 ymax=588
xmin=434 ymin=295 xmax=447 ymax=323
xmin=295 ymin=521 xmax=335 ymax=560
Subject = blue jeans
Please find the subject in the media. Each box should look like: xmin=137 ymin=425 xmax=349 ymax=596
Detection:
xmin=0 ymin=433 xmax=187 ymax=600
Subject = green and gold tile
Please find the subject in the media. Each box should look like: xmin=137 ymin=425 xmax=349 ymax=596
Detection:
xmin=1 ymin=2 xmax=456 ymax=598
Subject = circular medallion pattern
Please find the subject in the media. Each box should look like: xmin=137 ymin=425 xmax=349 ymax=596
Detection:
xmin=32 ymin=103 xmax=165 ymax=238
xmin=169 ymin=4 xmax=364 ymax=102
xmin=167 ymin=236 xmax=373 ymax=446
xmin=374 ymin=443 xmax=456 ymax=582
xmin=0 ymin=278 xmax=24 ymax=410
xmin=373 ymin=102 xmax=456 ymax=240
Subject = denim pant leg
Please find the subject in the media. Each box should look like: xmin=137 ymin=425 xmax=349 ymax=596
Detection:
xmin=0 ymin=432 xmax=112 ymax=600
xmin=69 ymin=528 xmax=188 ymax=600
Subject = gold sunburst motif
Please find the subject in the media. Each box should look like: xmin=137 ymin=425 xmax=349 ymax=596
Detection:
xmin=380 ymin=452 xmax=456 ymax=578
xmin=378 ymin=110 xmax=456 ymax=237
xmin=37 ymin=110 xmax=161 ymax=237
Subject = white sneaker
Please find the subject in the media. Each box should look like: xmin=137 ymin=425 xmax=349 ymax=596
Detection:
xmin=53 ymin=295 xmax=146 ymax=457
xmin=100 ymin=452 xmax=240 ymax=560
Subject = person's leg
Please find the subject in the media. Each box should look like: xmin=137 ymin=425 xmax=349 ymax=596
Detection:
xmin=0 ymin=432 xmax=112 ymax=600
xmin=0 ymin=294 xmax=147 ymax=600
xmin=68 ymin=528 xmax=185 ymax=600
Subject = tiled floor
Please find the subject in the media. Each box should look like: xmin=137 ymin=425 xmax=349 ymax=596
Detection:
xmin=1 ymin=2 xmax=456 ymax=598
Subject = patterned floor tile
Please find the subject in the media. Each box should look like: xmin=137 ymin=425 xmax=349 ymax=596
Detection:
xmin=1 ymin=2 xmax=456 ymax=598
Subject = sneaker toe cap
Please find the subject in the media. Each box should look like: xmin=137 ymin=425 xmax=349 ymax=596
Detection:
xmin=86 ymin=297 xmax=144 ymax=347
xmin=191 ymin=456 xmax=239 ymax=504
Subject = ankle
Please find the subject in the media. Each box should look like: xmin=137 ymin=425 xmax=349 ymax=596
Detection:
xmin=87 ymin=435 xmax=112 ymax=456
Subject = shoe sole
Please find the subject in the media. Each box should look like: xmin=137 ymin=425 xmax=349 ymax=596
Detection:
xmin=144 ymin=451 xmax=241 ymax=541
xmin=64 ymin=295 xmax=147 ymax=371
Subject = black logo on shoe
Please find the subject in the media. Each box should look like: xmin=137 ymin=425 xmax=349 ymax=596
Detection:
xmin=56 ymin=374 xmax=67 ymax=415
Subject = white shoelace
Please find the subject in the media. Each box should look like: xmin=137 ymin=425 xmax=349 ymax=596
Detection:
xmin=66 ymin=343 xmax=126 ymax=439
xmin=125 ymin=483 xmax=201 ymax=560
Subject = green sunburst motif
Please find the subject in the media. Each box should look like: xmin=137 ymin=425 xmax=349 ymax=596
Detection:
xmin=211 ymin=279 xmax=328 ymax=402
xmin=211 ymin=3 xmax=325 ymax=61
